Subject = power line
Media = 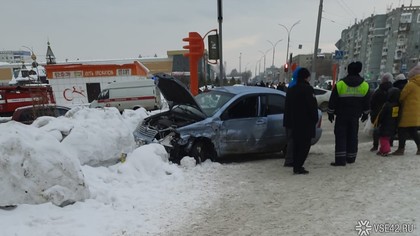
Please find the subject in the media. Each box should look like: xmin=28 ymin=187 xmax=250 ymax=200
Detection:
xmin=323 ymin=10 xmax=352 ymax=26
xmin=322 ymin=16 xmax=348 ymax=27
xmin=333 ymin=0 xmax=357 ymax=19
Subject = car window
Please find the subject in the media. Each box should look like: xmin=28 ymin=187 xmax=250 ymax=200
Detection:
xmin=223 ymin=95 xmax=259 ymax=120
xmin=261 ymin=94 xmax=285 ymax=116
xmin=195 ymin=91 xmax=234 ymax=116
xmin=18 ymin=109 xmax=35 ymax=122
xmin=98 ymin=89 xmax=109 ymax=100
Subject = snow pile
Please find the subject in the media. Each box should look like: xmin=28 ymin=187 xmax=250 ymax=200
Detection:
xmin=35 ymin=106 xmax=149 ymax=166
xmin=0 ymin=122 xmax=89 ymax=207
xmin=116 ymin=143 xmax=182 ymax=182
xmin=0 ymin=106 xmax=153 ymax=207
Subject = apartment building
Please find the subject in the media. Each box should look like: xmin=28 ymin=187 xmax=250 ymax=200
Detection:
xmin=336 ymin=5 xmax=420 ymax=79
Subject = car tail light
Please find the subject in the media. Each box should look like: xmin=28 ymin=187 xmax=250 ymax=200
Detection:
xmin=317 ymin=115 xmax=322 ymax=128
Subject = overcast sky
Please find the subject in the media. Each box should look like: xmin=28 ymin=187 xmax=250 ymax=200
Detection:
xmin=3 ymin=0 xmax=420 ymax=73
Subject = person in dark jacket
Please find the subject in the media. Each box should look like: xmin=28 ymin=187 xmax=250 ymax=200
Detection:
xmin=283 ymin=67 xmax=301 ymax=167
xmin=393 ymin=73 xmax=408 ymax=91
xmin=327 ymin=61 xmax=370 ymax=166
xmin=369 ymin=73 xmax=394 ymax=151
xmin=374 ymin=87 xmax=400 ymax=156
xmin=283 ymin=68 xmax=319 ymax=174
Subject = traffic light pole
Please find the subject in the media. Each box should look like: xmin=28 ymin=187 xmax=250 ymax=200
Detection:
xmin=217 ymin=0 xmax=224 ymax=86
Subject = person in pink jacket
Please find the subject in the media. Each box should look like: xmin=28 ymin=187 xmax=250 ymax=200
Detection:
xmin=392 ymin=64 xmax=420 ymax=155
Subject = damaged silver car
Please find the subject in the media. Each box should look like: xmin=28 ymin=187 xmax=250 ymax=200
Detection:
xmin=133 ymin=73 xmax=322 ymax=163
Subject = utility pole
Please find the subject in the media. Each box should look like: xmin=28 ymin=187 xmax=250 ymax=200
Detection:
xmin=312 ymin=0 xmax=323 ymax=85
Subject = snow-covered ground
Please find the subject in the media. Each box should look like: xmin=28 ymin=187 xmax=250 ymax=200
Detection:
xmin=0 ymin=108 xmax=419 ymax=236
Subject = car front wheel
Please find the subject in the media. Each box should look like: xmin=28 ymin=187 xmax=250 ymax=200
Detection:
xmin=190 ymin=140 xmax=217 ymax=164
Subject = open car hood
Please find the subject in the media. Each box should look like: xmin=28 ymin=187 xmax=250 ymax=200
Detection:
xmin=154 ymin=73 xmax=203 ymax=112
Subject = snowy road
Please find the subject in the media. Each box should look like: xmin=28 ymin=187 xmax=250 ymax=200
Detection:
xmin=164 ymin=114 xmax=420 ymax=236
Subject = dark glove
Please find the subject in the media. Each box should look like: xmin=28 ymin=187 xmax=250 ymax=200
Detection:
xmin=328 ymin=113 xmax=334 ymax=123
xmin=361 ymin=113 xmax=369 ymax=122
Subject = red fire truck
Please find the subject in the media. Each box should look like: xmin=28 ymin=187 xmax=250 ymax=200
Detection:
xmin=0 ymin=85 xmax=56 ymax=117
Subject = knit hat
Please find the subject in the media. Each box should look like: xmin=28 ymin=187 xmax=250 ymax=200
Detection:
xmin=394 ymin=73 xmax=407 ymax=81
xmin=380 ymin=72 xmax=394 ymax=83
xmin=347 ymin=61 xmax=362 ymax=75
xmin=407 ymin=64 xmax=420 ymax=79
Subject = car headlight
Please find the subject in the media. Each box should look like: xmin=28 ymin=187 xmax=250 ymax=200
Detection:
xmin=176 ymin=133 xmax=190 ymax=145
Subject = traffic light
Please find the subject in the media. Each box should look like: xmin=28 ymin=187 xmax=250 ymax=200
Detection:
xmin=183 ymin=32 xmax=204 ymax=58
xmin=284 ymin=63 xmax=289 ymax=72
xmin=208 ymin=34 xmax=219 ymax=60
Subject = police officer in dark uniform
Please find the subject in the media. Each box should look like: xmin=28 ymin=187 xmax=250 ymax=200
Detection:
xmin=327 ymin=61 xmax=370 ymax=166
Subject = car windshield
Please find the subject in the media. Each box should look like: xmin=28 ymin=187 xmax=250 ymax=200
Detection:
xmin=195 ymin=90 xmax=234 ymax=117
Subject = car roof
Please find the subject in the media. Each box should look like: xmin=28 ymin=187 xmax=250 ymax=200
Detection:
xmin=314 ymin=87 xmax=331 ymax=92
xmin=210 ymin=86 xmax=286 ymax=96
xmin=15 ymin=105 xmax=71 ymax=111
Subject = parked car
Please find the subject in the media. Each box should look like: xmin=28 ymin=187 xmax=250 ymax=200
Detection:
xmin=313 ymin=87 xmax=331 ymax=112
xmin=316 ymin=79 xmax=333 ymax=90
xmin=11 ymin=105 xmax=71 ymax=124
xmin=133 ymin=73 xmax=323 ymax=164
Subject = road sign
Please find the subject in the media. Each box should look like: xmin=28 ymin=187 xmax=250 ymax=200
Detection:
xmin=334 ymin=50 xmax=344 ymax=60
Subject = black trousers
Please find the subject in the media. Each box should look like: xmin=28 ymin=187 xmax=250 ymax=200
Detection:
xmin=372 ymin=127 xmax=379 ymax=148
xmin=284 ymin=129 xmax=294 ymax=165
xmin=292 ymin=136 xmax=311 ymax=171
xmin=397 ymin=127 xmax=420 ymax=149
xmin=334 ymin=116 xmax=359 ymax=164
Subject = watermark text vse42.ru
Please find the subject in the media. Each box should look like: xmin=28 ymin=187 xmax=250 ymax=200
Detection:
xmin=355 ymin=220 xmax=415 ymax=235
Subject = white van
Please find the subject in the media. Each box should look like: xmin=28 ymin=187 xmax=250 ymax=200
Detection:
xmin=89 ymin=80 xmax=161 ymax=112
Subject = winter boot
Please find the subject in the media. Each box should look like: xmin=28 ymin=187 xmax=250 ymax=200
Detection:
xmin=392 ymin=148 xmax=405 ymax=156
xmin=370 ymin=146 xmax=378 ymax=152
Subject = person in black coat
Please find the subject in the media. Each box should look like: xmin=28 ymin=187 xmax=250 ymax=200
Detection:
xmin=283 ymin=68 xmax=319 ymax=174
xmin=374 ymin=87 xmax=400 ymax=156
xmin=369 ymin=73 xmax=394 ymax=151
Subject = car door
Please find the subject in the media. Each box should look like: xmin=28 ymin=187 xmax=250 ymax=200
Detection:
xmin=218 ymin=94 xmax=268 ymax=155
xmin=260 ymin=94 xmax=287 ymax=153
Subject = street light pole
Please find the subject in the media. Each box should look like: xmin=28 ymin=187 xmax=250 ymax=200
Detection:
xmin=259 ymin=49 xmax=271 ymax=78
xmin=239 ymin=52 xmax=242 ymax=74
xmin=267 ymin=39 xmax=283 ymax=67
xmin=278 ymin=20 xmax=301 ymax=65
xmin=255 ymin=60 xmax=258 ymax=79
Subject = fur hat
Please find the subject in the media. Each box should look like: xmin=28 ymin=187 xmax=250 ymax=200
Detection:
xmin=380 ymin=72 xmax=394 ymax=83
xmin=347 ymin=61 xmax=362 ymax=75
xmin=394 ymin=73 xmax=407 ymax=81
xmin=407 ymin=64 xmax=420 ymax=79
